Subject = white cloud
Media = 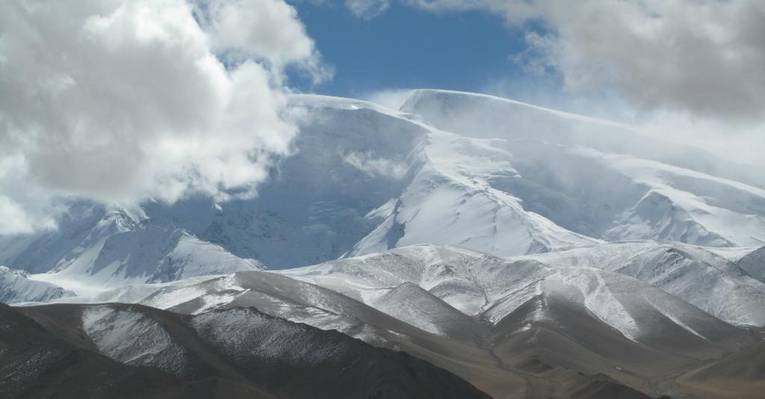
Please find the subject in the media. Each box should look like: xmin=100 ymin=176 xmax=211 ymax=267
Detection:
xmin=194 ymin=0 xmax=332 ymax=82
xmin=0 ymin=0 xmax=323 ymax=234
xmin=521 ymin=1 xmax=765 ymax=123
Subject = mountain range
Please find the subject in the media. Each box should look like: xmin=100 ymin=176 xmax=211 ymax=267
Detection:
xmin=1 ymin=89 xmax=764 ymax=399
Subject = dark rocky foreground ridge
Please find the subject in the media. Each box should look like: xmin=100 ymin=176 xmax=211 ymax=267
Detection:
xmin=0 ymin=303 xmax=490 ymax=399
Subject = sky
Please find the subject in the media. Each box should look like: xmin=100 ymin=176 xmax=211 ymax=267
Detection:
xmin=286 ymin=2 xmax=534 ymax=98
xmin=0 ymin=0 xmax=763 ymax=235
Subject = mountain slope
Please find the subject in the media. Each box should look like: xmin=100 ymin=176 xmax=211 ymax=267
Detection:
xmin=402 ymin=89 xmax=765 ymax=248
xmin=737 ymin=246 xmax=765 ymax=282
xmin=0 ymin=303 xmax=272 ymax=399
xmin=521 ymin=242 xmax=765 ymax=326
xmin=346 ymin=126 xmax=597 ymax=258
xmin=12 ymin=303 xmax=489 ymax=399
xmin=0 ymin=266 xmax=72 ymax=303
xmin=676 ymin=340 xmax=765 ymax=399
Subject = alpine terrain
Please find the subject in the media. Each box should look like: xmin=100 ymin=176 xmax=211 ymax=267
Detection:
xmin=2 ymin=90 xmax=764 ymax=399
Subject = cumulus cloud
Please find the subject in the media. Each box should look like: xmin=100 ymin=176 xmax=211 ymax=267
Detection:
xmin=0 ymin=0 xmax=323 ymax=234
xmin=521 ymin=1 xmax=765 ymax=122
xmin=193 ymin=0 xmax=332 ymax=82
xmin=356 ymin=0 xmax=765 ymax=123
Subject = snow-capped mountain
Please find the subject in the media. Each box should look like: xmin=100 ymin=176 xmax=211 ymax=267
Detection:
xmin=3 ymin=90 xmax=765 ymax=279
xmin=0 ymin=206 xmax=261 ymax=297
xmin=137 ymin=93 xmax=596 ymax=268
xmin=2 ymin=89 xmax=765 ymax=399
